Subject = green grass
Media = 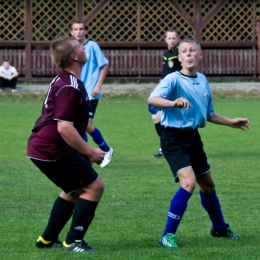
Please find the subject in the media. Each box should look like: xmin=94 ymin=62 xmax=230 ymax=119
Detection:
xmin=0 ymin=91 xmax=260 ymax=260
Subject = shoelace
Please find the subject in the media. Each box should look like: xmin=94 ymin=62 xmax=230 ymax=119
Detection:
xmin=227 ymin=228 xmax=240 ymax=238
xmin=165 ymin=234 xmax=177 ymax=245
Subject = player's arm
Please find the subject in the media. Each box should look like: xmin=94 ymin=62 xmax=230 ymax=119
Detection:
xmin=148 ymin=96 xmax=190 ymax=109
xmin=208 ymin=113 xmax=249 ymax=130
xmin=0 ymin=71 xmax=6 ymax=78
xmin=11 ymin=69 xmax=19 ymax=79
xmin=57 ymin=121 xmax=105 ymax=164
xmin=91 ymin=65 xmax=108 ymax=96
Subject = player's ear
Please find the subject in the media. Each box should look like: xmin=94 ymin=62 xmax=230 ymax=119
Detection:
xmin=71 ymin=53 xmax=78 ymax=61
xmin=199 ymin=51 xmax=203 ymax=60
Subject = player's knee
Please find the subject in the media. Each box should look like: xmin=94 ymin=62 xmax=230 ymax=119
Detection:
xmin=181 ymin=179 xmax=196 ymax=193
xmin=86 ymin=124 xmax=94 ymax=133
xmin=200 ymin=182 xmax=215 ymax=194
xmin=92 ymin=177 xmax=105 ymax=197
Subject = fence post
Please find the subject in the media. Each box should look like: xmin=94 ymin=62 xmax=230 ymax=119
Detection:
xmin=256 ymin=21 xmax=260 ymax=80
xmin=25 ymin=0 xmax=32 ymax=81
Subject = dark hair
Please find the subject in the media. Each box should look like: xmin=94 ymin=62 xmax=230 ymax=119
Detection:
xmin=165 ymin=28 xmax=179 ymax=37
xmin=71 ymin=19 xmax=85 ymax=29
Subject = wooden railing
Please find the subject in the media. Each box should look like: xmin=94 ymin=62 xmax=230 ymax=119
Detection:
xmin=0 ymin=48 xmax=259 ymax=81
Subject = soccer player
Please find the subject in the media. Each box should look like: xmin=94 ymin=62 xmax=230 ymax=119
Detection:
xmin=148 ymin=37 xmax=249 ymax=248
xmin=27 ymin=36 xmax=105 ymax=253
xmin=150 ymin=29 xmax=182 ymax=157
xmin=70 ymin=20 xmax=113 ymax=168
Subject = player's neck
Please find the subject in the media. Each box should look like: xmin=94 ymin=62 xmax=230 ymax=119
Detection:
xmin=180 ymin=67 xmax=197 ymax=77
xmin=63 ymin=66 xmax=82 ymax=79
xmin=81 ymin=37 xmax=88 ymax=45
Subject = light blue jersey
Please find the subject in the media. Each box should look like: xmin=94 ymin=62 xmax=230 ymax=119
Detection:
xmin=148 ymin=71 xmax=214 ymax=129
xmin=81 ymin=40 xmax=109 ymax=100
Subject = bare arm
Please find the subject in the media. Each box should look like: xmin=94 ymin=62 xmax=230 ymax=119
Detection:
xmin=148 ymin=96 xmax=190 ymax=108
xmin=11 ymin=69 xmax=19 ymax=79
xmin=0 ymin=72 xmax=6 ymax=78
xmin=91 ymin=65 xmax=108 ymax=97
xmin=208 ymin=113 xmax=249 ymax=130
xmin=57 ymin=121 xmax=105 ymax=164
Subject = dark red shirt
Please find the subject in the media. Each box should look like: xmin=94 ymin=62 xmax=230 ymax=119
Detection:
xmin=27 ymin=70 xmax=89 ymax=161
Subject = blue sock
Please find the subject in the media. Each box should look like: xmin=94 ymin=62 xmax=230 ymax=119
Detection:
xmin=83 ymin=132 xmax=88 ymax=142
xmin=200 ymin=190 xmax=227 ymax=230
xmin=90 ymin=127 xmax=110 ymax=152
xmin=163 ymin=187 xmax=192 ymax=236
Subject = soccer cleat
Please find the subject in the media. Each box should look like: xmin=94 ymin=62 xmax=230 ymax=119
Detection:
xmin=210 ymin=224 xmax=240 ymax=239
xmin=158 ymin=233 xmax=179 ymax=248
xmin=62 ymin=240 xmax=97 ymax=253
xmin=35 ymin=236 xmax=62 ymax=248
xmin=153 ymin=148 xmax=163 ymax=157
xmin=100 ymin=147 xmax=114 ymax=168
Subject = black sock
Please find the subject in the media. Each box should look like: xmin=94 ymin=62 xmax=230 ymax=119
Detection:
xmin=65 ymin=198 xmax=99 ymax=244
xmin=154 ymin=122 xmax=165 ymax=137
xmin=42 ymin=196 xmax=75 ymax=241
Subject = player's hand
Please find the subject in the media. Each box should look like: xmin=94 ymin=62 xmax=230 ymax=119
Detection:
xmin=88 ymin=148 xmax=105 ymax=165
xmin=230 ymin=118 xmax=249 ymax=131
xmin=173 ymin=97 xmax=190 ymax=108
xmin=91 ymin=86 xmax=101 ymax=97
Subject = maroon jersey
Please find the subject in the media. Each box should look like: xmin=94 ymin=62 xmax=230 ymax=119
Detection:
xmin=27 ymin=70 xmax=89 ymax=161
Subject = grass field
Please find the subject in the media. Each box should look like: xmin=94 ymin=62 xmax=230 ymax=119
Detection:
xmin=0 ymin=89 xmax=260 ymax=260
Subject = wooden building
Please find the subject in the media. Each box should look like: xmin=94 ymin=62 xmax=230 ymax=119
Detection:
xmin=0 ymin=0 xmax=260 ymax=82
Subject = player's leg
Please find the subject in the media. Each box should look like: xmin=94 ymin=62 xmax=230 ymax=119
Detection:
xmin=159 ymin=167 xmax=195 ymax=248
xmin=31 ymin=157 xmax=76 ymax=249
xmin=56 ymin=152 xmax=104 ymax=253
xmin=197 ymin=172 xmax=240 ymax=239
xmin=86 ymin=100 xmax=113 ymax=168
xmin=0 ymin=77 xmax=9 ymax=91
xmin=62 ymin=177 xmax=104 ymax=252
xmin=10 ymin=76 xmax=18 ymax=92
xmin=152 ymin=111 xmax=164 ymax=157
xmin=0 ymin=77 xmax=4 ymax=91
xmin=158 ymin=128 xmax=194 ymax=248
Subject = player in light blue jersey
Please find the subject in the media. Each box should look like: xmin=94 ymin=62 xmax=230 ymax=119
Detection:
xmin=148 ymin=37 xmax=249 ymax=248
xmin=71 ymin=20 xmax=113 ymax=168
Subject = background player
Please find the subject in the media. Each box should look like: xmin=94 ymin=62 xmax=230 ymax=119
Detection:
xmin=70 ymin=20 xmax=113 ymax=168
xmin=151 ymin=29 xmax=182 ymax=157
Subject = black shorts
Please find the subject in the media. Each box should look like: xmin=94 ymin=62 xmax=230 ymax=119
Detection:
xmin=89 ymin=99 xmax=99 ymax=119
xmin=161 ymin=127 xmax=210 ymax=183
xmin=31 ymin=151 xmax=99 ymax=194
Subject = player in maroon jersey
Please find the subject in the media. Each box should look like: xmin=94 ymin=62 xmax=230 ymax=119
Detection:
xmin=27 ymin=36 xmax=105 ymax=253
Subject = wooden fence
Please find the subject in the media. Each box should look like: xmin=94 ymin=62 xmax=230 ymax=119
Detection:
xmin=1 ymin=0 xmax=260 ymax=82
xmin=0 ymin=48 xmax=259 ymax=82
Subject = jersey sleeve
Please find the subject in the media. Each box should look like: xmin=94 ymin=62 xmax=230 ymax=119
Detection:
xmin=148 ymin=74 xmax=176 ymax=101
xmin=54 ymin=86 xmax=81 ymax=122
xmin=93 ymin=42 xmax=109 ymax=68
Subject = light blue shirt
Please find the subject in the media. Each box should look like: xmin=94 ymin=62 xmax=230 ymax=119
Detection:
xmin=148 ymin=71 xmax=214 ymax=129
xmin=81 ymin=40 xmax=109 ymax=100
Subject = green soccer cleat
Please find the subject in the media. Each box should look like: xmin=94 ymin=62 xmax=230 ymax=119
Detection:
xmin=158 ymin=233 xmax=179 ymax=248
xmin=210 ymin=224 xmax=240 ymax=239
xmin=62 ymin=240 xmax=97 ymax=253
xmin=35 ymin=236 xmax=62 ymax=248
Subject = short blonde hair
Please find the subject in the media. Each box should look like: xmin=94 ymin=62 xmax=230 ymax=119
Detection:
xmin=179 ymin=37 xmax=201 ymax=52
xmin=50 ymin=36 xmax=75 ymax=69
